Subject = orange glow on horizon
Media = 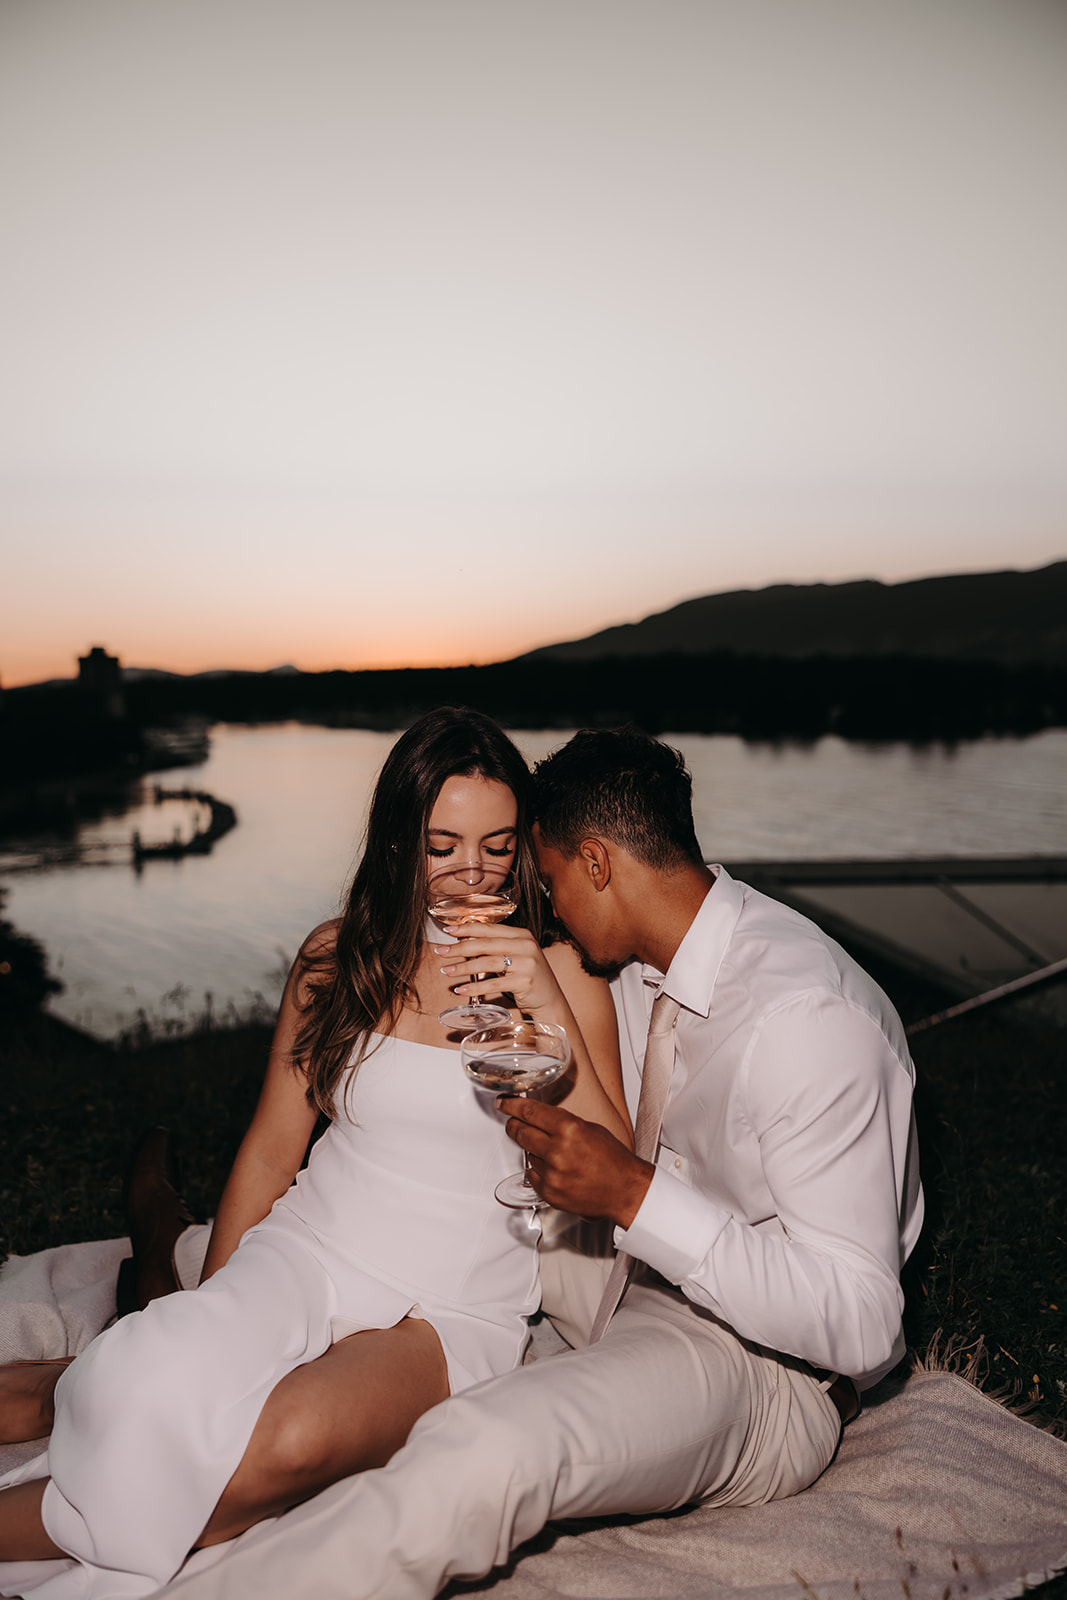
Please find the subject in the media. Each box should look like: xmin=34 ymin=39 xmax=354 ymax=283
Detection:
xmin=1 ymin=636 xmax=550 ymax=690
xmin=5 ymin=550 xmax=1065 ymax=689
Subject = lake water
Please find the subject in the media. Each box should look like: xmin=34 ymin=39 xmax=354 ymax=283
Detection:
xmin=2 ymin=723 xmax=1064 ymax=1039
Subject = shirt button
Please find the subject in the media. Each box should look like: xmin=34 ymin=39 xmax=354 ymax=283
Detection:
xmin=674 ymin=1157 xmax=683 ymax=1170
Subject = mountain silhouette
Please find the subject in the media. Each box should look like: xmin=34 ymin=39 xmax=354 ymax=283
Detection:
xmin=517 ymin=561 xmax=1067 ymax=665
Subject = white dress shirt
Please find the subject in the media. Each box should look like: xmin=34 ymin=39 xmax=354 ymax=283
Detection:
xmin=611 ymin=866 xmax=923 ymax=1389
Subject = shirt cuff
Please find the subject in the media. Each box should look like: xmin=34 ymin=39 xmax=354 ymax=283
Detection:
xmin=614 ymin=1166 xmax=731 ymax=1286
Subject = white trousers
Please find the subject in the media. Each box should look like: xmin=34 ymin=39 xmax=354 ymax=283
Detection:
xmin=160 ymin=1249 xmax=843 ymax=1600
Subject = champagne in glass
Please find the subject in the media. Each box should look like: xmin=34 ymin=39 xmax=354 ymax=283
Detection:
xmin=427 ymin=890 xmax=517 ymax=929
xmin=429 ymin=862 xmax=518 ymax=1032
xmin=461 ymin=1020 xmax=571 ymax=1209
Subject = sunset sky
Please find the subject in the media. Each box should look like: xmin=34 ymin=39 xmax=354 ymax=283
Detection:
xmin=2 ymin=0 xmax=1065 ymax=686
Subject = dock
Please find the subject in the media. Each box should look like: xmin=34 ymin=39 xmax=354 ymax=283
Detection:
xmin=724 ymin=856 xmax=1067 ymax=1017
xmin=132 ymin=788 xmax=237 ymax=864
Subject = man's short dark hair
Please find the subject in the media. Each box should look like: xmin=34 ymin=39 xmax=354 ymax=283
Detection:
xmin=534 ymin=726 xmax=704 ymax=870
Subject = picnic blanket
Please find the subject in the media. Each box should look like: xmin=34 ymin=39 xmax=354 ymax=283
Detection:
xmin=2 ymin=1239 xmax=1065 ymax=1600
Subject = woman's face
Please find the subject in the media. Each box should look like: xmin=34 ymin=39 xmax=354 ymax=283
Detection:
xmin=425 ymin=775 xmax=518 ymax=896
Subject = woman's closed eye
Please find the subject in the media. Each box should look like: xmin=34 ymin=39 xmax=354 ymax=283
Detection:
xmin=426 ymin=840 xmax=515 ymax=859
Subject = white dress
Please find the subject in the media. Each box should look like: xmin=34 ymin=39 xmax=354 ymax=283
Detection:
xmin=2 ymin=1033 xmax=540 ymax=1600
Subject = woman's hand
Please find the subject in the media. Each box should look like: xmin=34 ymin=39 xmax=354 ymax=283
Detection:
xmin=434 ymin=922 xmax=564 ymax=1016
xmin=438 ymin=925 xmax=631 ymax=1151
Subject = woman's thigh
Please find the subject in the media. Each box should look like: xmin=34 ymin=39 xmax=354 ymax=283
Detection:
xmin=201 ymin=1317 xmax=450 ymax=1545
xmin=258 ymin=1318 xmax=451 ymax=1472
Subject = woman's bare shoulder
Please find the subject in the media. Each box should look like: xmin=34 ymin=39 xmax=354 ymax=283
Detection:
xmin=544 ymin=937 xmax=610 ymax=1004
xmin=300 ymin=918 xmax=341 ymax=959
xmin=285 ymin=919 xmax=340 ymax=1008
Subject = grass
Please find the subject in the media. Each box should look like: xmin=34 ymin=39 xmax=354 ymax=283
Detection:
xmin=901 ymin=995 xmax=1067 ymax=1600
xmin=903 ymin=1008 xmax=1067 ymax=1429
xmin=2 ymin=966 xmax=1065 ymax=1595
xmin=0 ymin=1011 xmax=274 ymax=1260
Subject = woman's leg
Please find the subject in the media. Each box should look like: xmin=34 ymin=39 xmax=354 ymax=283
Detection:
xmin=0 ymin=1360 xmax=72 ymax=1445
xmin=0 ymin=1321 xmax=447 ymax=1563
xmin=0 ymin=1134 xmax=191 ymax=1448
xmin=0 ymin=1479 xmax=63 ymax=1560
xmin=197 ymin=1317 xmax=449 ymax=1547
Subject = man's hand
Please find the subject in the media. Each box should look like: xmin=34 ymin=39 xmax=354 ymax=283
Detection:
xmin=499 ymin=1097 xmax=654 ymax=1226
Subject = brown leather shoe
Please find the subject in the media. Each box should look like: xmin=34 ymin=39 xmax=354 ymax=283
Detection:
xmin=116 ymin=1126 xmax=198 ymax=1316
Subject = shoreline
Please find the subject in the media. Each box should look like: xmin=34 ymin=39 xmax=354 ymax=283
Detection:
xmin=4 ymin=653 xmax=1065 ymax=795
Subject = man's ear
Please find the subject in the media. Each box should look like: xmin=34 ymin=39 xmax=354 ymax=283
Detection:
xmin=578 ymin=837 xmax=612 ymax=891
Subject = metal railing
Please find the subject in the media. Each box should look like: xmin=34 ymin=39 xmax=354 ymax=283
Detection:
xmin=905 ymin=955 xmax=1067 ymax=1036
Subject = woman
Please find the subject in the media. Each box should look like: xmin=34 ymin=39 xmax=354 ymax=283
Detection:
xmin=0 ymin=707 xmax=629 ymax=1599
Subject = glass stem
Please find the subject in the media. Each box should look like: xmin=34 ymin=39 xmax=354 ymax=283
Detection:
xmin=516 ymin=1090 xmax=538 ymax=1193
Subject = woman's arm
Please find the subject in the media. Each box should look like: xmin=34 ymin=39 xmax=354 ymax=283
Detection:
xmin=542 ymin=939 xmax=630 ymax=1144
xmin=199 ymin=926 xmax=330 ymax=1282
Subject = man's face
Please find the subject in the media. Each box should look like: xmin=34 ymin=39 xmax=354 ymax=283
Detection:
xmin=533 ymin=826 xmax=626 ymax=979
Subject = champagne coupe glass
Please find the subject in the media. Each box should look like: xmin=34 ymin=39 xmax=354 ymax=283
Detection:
xmin=461 ymin=1019 xmax=571 ymax=1209
xmin=428 ymin=862 xmax=518 ymax=1033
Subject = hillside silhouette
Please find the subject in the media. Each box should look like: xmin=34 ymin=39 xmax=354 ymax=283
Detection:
xmin=518 ymin=561 xmax=1067 ymax=665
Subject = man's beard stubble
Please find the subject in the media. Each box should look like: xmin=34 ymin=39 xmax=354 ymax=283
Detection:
xmin=565 ymin=935 xmax=623 ymax=982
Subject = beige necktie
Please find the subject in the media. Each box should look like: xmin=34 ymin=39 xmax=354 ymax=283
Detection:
xmin=588 ymin=991 xmax=682 ymax=1343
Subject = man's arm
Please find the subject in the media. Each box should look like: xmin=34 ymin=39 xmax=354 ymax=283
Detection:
xmin=504 ymin=995 xmax=921 ymax=1383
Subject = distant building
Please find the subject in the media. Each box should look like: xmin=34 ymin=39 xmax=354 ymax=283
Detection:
xmin=78 ymin=646 xmax=125 ymax=718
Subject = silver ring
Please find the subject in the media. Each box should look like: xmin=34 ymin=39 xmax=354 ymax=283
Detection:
xmin=503 ymin=956 xmax=512 ymax=970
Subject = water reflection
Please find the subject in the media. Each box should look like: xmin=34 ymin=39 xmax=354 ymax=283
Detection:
xmin=1 ymin=723 xmax=1064 ymax=1040
xmin=0 ymin=787 xmax=211 ymax=874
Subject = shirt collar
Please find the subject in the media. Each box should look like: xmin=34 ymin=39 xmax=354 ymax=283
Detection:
xmin=640 ymin=865 xmax=745 ymax=1019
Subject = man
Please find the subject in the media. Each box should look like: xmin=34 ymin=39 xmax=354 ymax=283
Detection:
xmin=164 ymin=726 xmax=922 ymax=1599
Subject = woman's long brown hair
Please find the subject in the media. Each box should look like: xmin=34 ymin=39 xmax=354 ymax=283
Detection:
xmin=294 ymin=707 xmax=548 ymax=1117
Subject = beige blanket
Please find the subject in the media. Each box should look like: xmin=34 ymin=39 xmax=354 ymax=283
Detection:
xmin=2 ymin=1241 xmax=1065 ymax=1600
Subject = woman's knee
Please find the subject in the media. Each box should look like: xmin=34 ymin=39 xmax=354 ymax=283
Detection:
xmin=242 ymin=1398 xmax=338 ymax=1495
